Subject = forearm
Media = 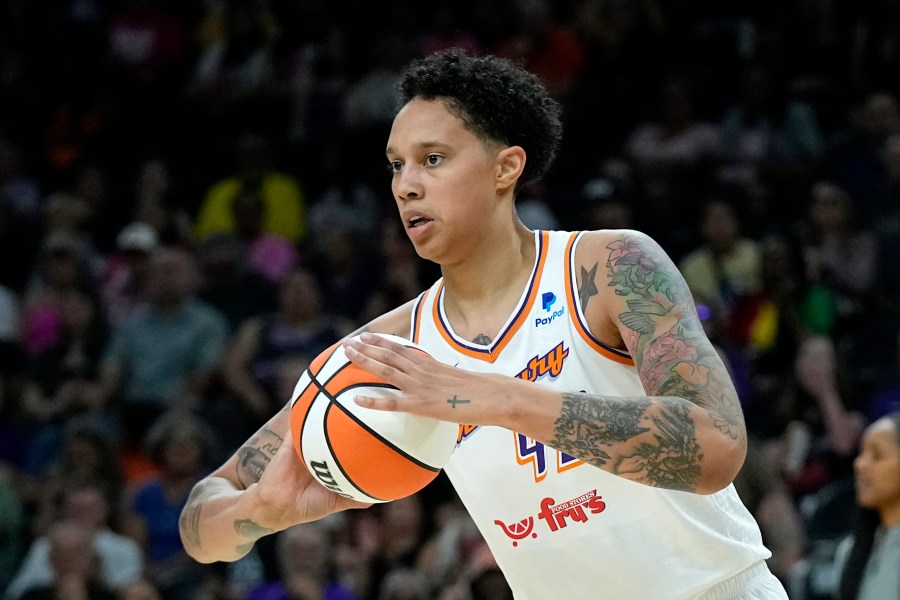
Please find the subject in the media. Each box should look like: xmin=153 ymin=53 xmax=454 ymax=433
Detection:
xmin=500 ymin=377 xmax=743 ymax=494
xmin=179 ymin=476 xmax=275 ymax=563
xmin=814 ymin=389 xmax=863 ymax=455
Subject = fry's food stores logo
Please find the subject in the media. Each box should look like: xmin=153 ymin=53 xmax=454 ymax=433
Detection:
xmin=493 ymin=489 xmax=607 ymax=547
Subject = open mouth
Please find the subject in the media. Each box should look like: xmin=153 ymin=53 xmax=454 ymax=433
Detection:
xmin=408 ymin=216 xmax=433 ymax=228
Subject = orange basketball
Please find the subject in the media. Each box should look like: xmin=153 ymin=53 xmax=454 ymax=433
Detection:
xmin=289 ymin=333 xmax=459 ymax=503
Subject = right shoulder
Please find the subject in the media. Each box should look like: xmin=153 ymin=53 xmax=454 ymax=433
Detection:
xmin=346 ymin=297 xmax=418 ymax=340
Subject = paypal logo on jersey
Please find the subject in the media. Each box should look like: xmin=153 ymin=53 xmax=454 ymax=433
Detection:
xmin=536 ymin=291 xmax=564 ymax=327
xmin=542 ymin=292 xmax=556 ymax=311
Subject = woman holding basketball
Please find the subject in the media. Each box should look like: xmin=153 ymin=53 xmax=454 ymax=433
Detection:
xmin=180 ymin=49 xmax=788 ymax=599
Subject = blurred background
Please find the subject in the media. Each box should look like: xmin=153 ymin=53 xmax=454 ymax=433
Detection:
xmin=1 ymin=0 xmax=899 ymax=599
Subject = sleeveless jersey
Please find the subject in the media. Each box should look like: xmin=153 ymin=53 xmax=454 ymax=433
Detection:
xmin=409 ymin=230 xmax=771 ymax=600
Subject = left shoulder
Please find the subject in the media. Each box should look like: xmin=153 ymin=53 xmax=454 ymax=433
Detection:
xmin=573 ymin=229 xmax=671 ymax=266
xmin=569 ymin=229 xmax=677 ymax=350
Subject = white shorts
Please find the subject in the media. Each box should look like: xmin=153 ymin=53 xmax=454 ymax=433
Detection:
xmin=698 ymin=562 xmax=789 ymax=600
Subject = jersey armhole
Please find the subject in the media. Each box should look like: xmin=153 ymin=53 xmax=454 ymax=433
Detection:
xmin=564 ymin=231 xmax=634 ymax=366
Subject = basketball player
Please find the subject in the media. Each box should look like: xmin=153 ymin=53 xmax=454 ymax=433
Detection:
xmin=179 ymin=49 xmax=789 ymax=599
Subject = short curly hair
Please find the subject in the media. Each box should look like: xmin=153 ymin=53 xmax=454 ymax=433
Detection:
xmin=396 ymin=48 xmax=563 ymax=187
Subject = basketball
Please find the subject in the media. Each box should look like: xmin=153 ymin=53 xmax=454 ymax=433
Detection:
xmin=289 ymin=333 xmax=459 ymax=503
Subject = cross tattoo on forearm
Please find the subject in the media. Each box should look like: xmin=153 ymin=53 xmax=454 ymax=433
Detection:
xmin=447 ymin=394 xmax=471 ymax=408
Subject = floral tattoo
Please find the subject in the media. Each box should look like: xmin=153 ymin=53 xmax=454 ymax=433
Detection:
xmin=550 ymin=234 xmax=745 ymax=491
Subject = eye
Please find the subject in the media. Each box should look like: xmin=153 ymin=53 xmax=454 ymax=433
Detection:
xmin=387 ymin=160 xmax=402 ymax=175
xmin=425 ymin=154 xmax=443 ymax=166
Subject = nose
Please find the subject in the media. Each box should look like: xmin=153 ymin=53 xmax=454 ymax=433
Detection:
xmin=394 ymin=164 xmax=423 ymax=201
xmin=853 ymin=453 xmax=867 ymax=475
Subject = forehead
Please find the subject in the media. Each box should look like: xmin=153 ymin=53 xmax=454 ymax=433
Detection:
xmin=387 ymin=98 xmax=477 ymax=154
xmin=863 ymin=419 xmax=900 ymax=448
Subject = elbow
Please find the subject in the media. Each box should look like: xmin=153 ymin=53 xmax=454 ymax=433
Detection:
xmin=696 ymin=432 xmax=747 ymax=495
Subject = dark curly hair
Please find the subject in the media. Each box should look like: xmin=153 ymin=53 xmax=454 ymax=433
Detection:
xmin=395 ymin=48 xmax=563 ymax=188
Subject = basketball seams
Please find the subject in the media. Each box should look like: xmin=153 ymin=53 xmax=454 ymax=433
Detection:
xmin=291 ymin=333 xmax=453 ymax=503
xmin=309 ymin=370 xmax=442 ymax=472
xmin=321 ymin=402 xmax=388 ymax=503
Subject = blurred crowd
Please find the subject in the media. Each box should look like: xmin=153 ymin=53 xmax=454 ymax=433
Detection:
xmin=1 ymin=0 xmax=899 ymax=599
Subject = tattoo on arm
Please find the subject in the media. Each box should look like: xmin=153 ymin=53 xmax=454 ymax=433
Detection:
xmin=179 ymin=479 xmax=218 ymax=549
xmin=236 ymin=426 xmax=284 ymax=488
xmin=551 ymin=393 xmax=702 ymax=491
xmin=234 ymin=519 xmax=273 ymax=554
xmin=601 ymin=234 xmax=745 ymax=443
xmin=447 ymin=394 xmax=471 ymax=408
xmin=579 ymin=264 xmax=600 ymax=310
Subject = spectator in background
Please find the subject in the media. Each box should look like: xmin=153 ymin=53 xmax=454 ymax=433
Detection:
xmin=827 ymin=92 xmax=900 ymax=227
xmin=5 ymin=483 xmax=143 ymax=600
xmin=679 ymin=197 xmax=763 ymax=339
xmin=768 ymin=336 xmax=866 ymax=501
xmin=223 ymin=266 xmax=353 ymax=428
xmin=41 ymin=192 xmax=98 ymax=268
xmin=231 ymin=189 xmax=298 ymax=285
xmin=732 ymin=437 xmax=807 ymax=585
xmin=718 ymin=64 xmax=825 ymax=188
xmin=833 ymin=411 xmax=900 ymax=600
xmin=624 ymin=74 xmax=722 ymax=244
xmin=14 ymin=520 xmax=115 ymax=600
xmin=186 ymin=0 xmax=280 ymax=118
xmin=19 ymin=289 xmax=110 ymax=477
xmin=245 ymin=520 xmax=357 ymax=600
xmin=309 ymin=223 xmax=380 ymax=323
xmin=284 ymin=25 xmax=352 ymax=148
xmin=798 ymin=181 xmax=879 ymax=341
xmin=305 ymin=136 xmax=382 ymax=258
xmin=376 ymin=568 xmax=429 ymax=600
xmin=196 ymin=231 xmax=278 ymax=332
xmin=22 ymin=234 xmax=97 ymax=360
xmin=131 ymin=158 xmax=193 ymax=248
xmin=194 ymin=133 xmax=307 ymax=246
xmin=100 ymin=221 xmax=158 ymax=330
xmin=123 ymin=412 xmax=218 ymax=600
xmin=90 ymin=247 xmax=229 ymax=446
xmin=744 ymin=232 xmax=837 ymax=436
xmin=25 ymin=423 xmax=126 ymax=537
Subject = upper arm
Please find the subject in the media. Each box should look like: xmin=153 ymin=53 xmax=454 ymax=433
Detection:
xmin=575 ymin=230 xmax=746 ymax=441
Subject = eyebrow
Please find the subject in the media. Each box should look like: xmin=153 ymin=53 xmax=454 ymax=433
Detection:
xmin=386 ymin=141 xmax=452 ymax=156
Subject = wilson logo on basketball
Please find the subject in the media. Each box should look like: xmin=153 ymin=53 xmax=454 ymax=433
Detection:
xmin=493 ymin=489 xmax=607 ymax=547
xmin=308 ymin=460 xmax=353 ymax=499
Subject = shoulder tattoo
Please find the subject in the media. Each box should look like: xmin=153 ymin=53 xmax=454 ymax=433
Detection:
xmin=603 ymin=234 xmax=745 ymax=442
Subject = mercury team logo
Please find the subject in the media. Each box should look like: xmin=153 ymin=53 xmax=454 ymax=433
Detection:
xmin=493 ymin=489 xmax=607 ymax=547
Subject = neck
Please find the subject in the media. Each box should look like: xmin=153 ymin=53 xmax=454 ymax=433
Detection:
xmin=440 ymin=219 xmax=535 ymax=310
xmin=881 ymin=500 xmax=900 ymax=528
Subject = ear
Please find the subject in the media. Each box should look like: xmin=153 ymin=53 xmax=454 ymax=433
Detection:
xmin=495 ymin=146 xmax=526 ymax=193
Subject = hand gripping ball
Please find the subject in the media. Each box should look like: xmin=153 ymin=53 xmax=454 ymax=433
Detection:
xmin=289 ymin=334 xmax=459 ymax=503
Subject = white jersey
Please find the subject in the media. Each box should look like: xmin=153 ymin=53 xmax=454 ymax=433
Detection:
xmin=409 ymin=230 xmax=772 ymax=600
